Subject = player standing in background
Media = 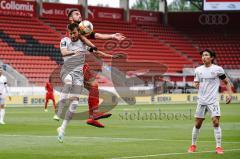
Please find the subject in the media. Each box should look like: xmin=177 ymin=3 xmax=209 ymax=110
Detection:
xmin=0 ymin=66 xmax=11 ymax=125
xmin=188 ymin=49 xmax=233 ymax=154
xmin=54 ymin=9 xmax=125 ymax=127
xmin=44 ymin=79 xmax=56 ymax=112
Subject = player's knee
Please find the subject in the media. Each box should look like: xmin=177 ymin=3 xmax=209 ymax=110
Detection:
xmin=195 ymin=119 xmax=204 ymax=129
xmin=212 ymin=118 xmax=220 ymax=127
xmin=69 ymin=100 xmax=78 ymax=113
xmin=91 ymin=81 xmax=98 ymax=87
xmin=86 ymin=80 xmax=98 ymax=88
xmin=60 ymin=92 xmax=68 ymax=100
xmin=61 ymin=84 xmax=72 ymax=94
xmin=195 ymin=123 xmax=202 ymax=129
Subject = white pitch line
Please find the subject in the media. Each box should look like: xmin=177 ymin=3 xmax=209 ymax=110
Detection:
xmin=0 ymin=134 xmax=240 ymax=144
xmin=109 ymin=149 xmax=240 ymax=159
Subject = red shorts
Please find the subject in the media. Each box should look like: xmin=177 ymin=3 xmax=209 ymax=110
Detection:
xmin=83 ymin=63 xmax=96 ymax=83
xmin=46 ymin=93 xmax=55 ymax=100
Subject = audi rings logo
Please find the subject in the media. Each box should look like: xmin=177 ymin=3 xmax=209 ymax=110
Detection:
xmin=199 ymin=14 xmax=229 ymax=25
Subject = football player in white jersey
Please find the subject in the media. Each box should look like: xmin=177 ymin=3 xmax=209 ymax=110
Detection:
xmin=0 ymin=66 xmax=11 ymax=125
xmin=188 ymin=49 xmax=233 ymax=154
xmin=56 ymin=23 xmax=96 ymax=142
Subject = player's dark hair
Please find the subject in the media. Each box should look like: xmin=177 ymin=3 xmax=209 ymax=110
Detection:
xmin=200 ymin=49 xmax=216 ymax=63
xmin=67 ymin=9 xmax=80 ymax=18
xmin=67 ymin=23 xmax=79 ymax=31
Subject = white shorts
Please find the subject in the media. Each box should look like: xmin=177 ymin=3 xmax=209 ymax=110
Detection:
xmin=195 ymin=102 xmax=221 ymax=118
xmin=62 ymin=65 xmax=84 ymax=86
xmin=0 ymin=96 xmax=5 ymax=105
xmin=63 ymin=74 xmax=83 ymax=98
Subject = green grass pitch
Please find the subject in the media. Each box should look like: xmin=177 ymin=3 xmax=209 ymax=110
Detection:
xmin=0 ymin=103 xmax=239 ymax=159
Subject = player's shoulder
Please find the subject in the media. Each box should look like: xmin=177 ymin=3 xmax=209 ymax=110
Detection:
xmin=212 ymin=64 xmax=223 ymax=69
xmin=212 ymin=65 xmax=225 ymax=75
xmin=212 ymin=64 xmax=224 ymax=71
xmin=60 ymin=37 xmax=70 ymax=48
xmin=61 ymin=36 xmax=71 ymax=41
xmin=195 ymin=65 xmax=204 ymax=71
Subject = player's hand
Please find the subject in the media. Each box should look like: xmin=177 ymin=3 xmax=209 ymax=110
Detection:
xmin=112 ymin=33 xmax=126 ymax=41
xmin=8 ymin=96 xmax=12 ymax=101
xmin=226 ymin=95 xmax=232 ymax=104
xmin=112 ymin=53 xmax=126 ymax=59
xmin=193 ymin=82 xmax=199 ymax=89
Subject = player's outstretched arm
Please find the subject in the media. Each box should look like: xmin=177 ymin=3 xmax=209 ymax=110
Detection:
xmin=79 ymin=34 xmax=98 ymax=51
xmin=93 ymin=50 xmax=112 ymax=58
xmin=222 ymin=78 xmax=233 ymax=104
xmin=95 ymin=33 xmax=126 ymax=41
xmin=92 ymin=50 xmax=125 ymax=59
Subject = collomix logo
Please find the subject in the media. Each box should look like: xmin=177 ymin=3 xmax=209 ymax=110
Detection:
xmin=0 ymin=0 xmax=34 ymax=11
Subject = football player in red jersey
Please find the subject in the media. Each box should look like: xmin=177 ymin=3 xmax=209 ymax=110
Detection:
xmin=68 ymin=9 xmax=125 ymax=127
xmin=44 ymin=79 xmax=56 ymax=112
xmin=53 ymin=9 xmax=125 ymax=127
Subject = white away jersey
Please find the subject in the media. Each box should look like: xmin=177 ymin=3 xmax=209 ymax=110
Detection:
xmin=194 ymin=64 xmax=225 ymax=105
xmin=59 ymin=37 xmax=87 ymax=82
xmin=60 ymin=37 xmax=87 ymax=61
xmin=0 ymin=75 xmax=7 ymax=95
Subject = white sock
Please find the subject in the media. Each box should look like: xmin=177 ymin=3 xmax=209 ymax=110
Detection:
xmin=192 ymin=126 xmax=200 ymax=145
xmin=214 ymin=126 xmax=222 ymax=147
xmin=0 ymin=109 xmax=1 ymax=121
xmin=0 ymin=108 xmax=5 ymax=122
xmin=60 ymin=119 xmax=69 ymax=133
xmin=60 ymin=100 xmax=78 ymax=133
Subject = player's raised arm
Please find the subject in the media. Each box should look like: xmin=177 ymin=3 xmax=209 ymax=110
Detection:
xmin=92 ymin=50 xmax=125 ymax=59
xmin=95 ymin=33 xmax=126 ymax=41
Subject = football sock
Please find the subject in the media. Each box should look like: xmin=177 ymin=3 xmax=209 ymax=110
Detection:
xmin=0 ymin=108 xmax=5 ymax=122
xmin=214 ymin=126 xmax=222 ymax=147
xmin=192 ymin=126 xmax=200 ymax=145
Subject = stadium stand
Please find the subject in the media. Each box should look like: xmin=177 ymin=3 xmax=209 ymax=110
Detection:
xmin=0 ymin=5 xmax=240 ymax=87
xmin=0 ymin=15 xmax=61 ymax=85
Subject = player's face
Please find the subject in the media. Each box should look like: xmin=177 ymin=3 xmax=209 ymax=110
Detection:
xmin=202 ymin=52 xmax=213 ymax=64
xmin=71 ymin=11 xmax=82 ymax=23
xmin=69 ymin=28 xmax=79 ymax=42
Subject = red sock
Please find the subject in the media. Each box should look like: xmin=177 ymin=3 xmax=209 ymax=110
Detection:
xmin=52 ymin=98 xmax=57 ymax=110
xmin=88 ymin=84 xmax=99 ymax=116
xmin=44 ymin=98 xmax=49 ymax=109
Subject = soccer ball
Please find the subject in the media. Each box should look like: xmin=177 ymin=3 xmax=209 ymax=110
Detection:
xmin=79 ymin=20 xmax=93 ymax=36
